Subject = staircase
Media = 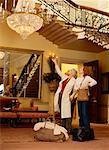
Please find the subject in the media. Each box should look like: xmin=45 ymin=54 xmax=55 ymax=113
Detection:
xmin=36 ymin=0 xmax=109 ymax=49
xmin=13 ymin=54 xmax=40 ymax=98
xmin=21 ymin=66 xmax=40 ymax=98
xmin=39 ymin=20 xmax=77 ymax=47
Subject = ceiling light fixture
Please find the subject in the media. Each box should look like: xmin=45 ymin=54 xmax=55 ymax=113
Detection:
xmin=7 ymin=0 xmax=43 ymax=40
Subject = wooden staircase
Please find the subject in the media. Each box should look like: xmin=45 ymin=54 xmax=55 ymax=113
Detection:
xmin=38 ymin=20 xmax=77 ymax=48
xmin=37 ymin=0 xmax=109 ymax=50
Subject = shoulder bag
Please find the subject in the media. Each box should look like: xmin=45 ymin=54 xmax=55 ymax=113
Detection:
xmin=77 ymin=77 xmax=89 ymax=101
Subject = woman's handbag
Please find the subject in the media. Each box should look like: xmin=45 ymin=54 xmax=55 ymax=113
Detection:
xmin=77 ymin=77 xmax=89 ymax=101
xmin=77 ymin=89 xmax=89 ymax=101
xmin=70 ymin=77 xmax=89 ymax=102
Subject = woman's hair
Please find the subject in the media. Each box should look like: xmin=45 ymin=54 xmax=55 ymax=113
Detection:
xmin=83 ymin=66 xmax=91 ymax=76
xmin=72 ymin=69 xmax=77 ymax=78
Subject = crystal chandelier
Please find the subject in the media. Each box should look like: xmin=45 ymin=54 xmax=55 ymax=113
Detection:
xmin=0 ymin=0 xmax=11 ymax=22
xmin=7 ymin=0 xmax=43 ymax=39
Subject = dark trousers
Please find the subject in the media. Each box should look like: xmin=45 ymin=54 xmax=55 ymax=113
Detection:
xmin=78 ymin=101 xmax=90 ymax=129
xmin=61 ymin=118 xmax=72 ymax=133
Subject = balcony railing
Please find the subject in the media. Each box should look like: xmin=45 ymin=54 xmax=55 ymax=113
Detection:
xmin=36 ymin=0 xmax=109 ymax=49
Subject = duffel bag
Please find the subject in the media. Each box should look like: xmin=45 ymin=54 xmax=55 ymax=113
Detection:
xmin=72 ymin=127 xmax=95 ymax=142
xmin=34 ymin=128 xmax=65 ymax=142
xmin=34 ymin=116 xmax=68 ymax=142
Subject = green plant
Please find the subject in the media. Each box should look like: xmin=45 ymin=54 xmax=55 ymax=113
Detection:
xmin=43 ymin=72 xmax=61 ymax=83
xmin=43 ymin=57 xmax=61 ymax=83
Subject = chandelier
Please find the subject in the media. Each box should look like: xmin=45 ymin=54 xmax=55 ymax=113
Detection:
xmin=0 ymin=1 xmax=11 ymax=22
xmin=7 ymin=0 xmax=43 ymax=39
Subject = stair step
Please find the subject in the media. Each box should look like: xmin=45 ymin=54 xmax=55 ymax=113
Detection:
xmin=39 ymin=20 xmax=77 ymax=46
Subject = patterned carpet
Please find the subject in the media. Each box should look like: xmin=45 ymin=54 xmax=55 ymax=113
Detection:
xmin=0 ymin=124 xmax=109 ymax=150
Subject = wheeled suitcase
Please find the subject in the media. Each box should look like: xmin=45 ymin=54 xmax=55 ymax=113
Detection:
xmin=72 ymin=127 xmax=95 ymax=141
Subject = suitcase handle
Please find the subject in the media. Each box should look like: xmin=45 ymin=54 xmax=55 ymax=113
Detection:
xmin=44 ymin=115 xmax=56 ymax=128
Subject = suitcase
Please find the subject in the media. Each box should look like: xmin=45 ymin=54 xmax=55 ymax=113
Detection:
xmin=72 ymin=127 xmax=95 ymax=142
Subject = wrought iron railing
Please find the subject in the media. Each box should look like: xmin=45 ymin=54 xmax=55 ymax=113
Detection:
xmin=37 ymin=0 xmax=109 ymax=33
xmin=36 ymin=0 xmax=109 ymax=48
xmin=13 ymin=54 xmax=40 ymax=97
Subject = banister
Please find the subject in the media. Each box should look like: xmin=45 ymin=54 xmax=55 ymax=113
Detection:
xmin=13 ymin=54 xmax=39 ymax=97
xmin=66 ymin=0 xmax=109 ymax=17
xmin=14 ymin=54 xmax=35 ymax=87
xmin=65 ymin=0 xmax=79 ymax=8
xmin=80 ymin=5 xmax=109 ymax=17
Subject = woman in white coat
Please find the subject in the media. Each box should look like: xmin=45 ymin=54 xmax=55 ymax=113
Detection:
xmin=52 ymin=58 xmax=77 ymax=133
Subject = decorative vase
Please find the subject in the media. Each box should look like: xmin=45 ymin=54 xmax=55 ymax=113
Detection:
xmin=48 ymin=80 xmax=58 ymax=92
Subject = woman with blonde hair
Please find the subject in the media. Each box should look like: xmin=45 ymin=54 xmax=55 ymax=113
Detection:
xmin=52 ymin=58 xmax=77 ymax=133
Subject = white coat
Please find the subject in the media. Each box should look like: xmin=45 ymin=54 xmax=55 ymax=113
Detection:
xmin=54 ymin=64 xmax=76 ymax=119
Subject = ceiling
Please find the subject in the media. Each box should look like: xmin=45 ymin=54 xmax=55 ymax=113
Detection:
xmin=73 ymin=0 xmax=109 ymax=12
xmin=59 ymin=38 xmax=106 ymax=53
xmin=38 ymin=21 xmax=106 ymax=53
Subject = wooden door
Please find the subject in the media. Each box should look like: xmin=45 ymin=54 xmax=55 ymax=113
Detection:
xmin=0 ymin=68 xmax=3 ymax=84
xmin=84 ymin=60 xmax=100 ymax=123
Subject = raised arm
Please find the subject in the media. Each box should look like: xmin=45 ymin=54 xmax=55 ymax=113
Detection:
xmin=52 ymin=58 xmax=64 ymax=78
xmin=88 ymin=76 xmax=97 ymax=87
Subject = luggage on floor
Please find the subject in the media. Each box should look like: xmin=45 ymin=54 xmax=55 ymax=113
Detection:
xmin=34 ymin=128 xmax=66 ymax=142
xmin=72 ymin=127 xmax=95 ymax=142
xmin=33 ymin=117 xmax=69 ymax=142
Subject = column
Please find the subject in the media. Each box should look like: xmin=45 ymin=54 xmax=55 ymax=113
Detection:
xmin=3 ymin=51 xmax=10 ymax=92
xmin=49 ymin=92 xmax=55 ymax=115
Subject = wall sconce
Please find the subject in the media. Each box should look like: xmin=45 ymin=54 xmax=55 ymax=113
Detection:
xmin=48 ymin=52 xmax=58 ymax=59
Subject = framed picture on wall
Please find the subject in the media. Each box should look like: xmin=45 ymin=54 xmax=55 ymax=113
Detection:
xmin=101 ymin=72 xmax=109 ymax=94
